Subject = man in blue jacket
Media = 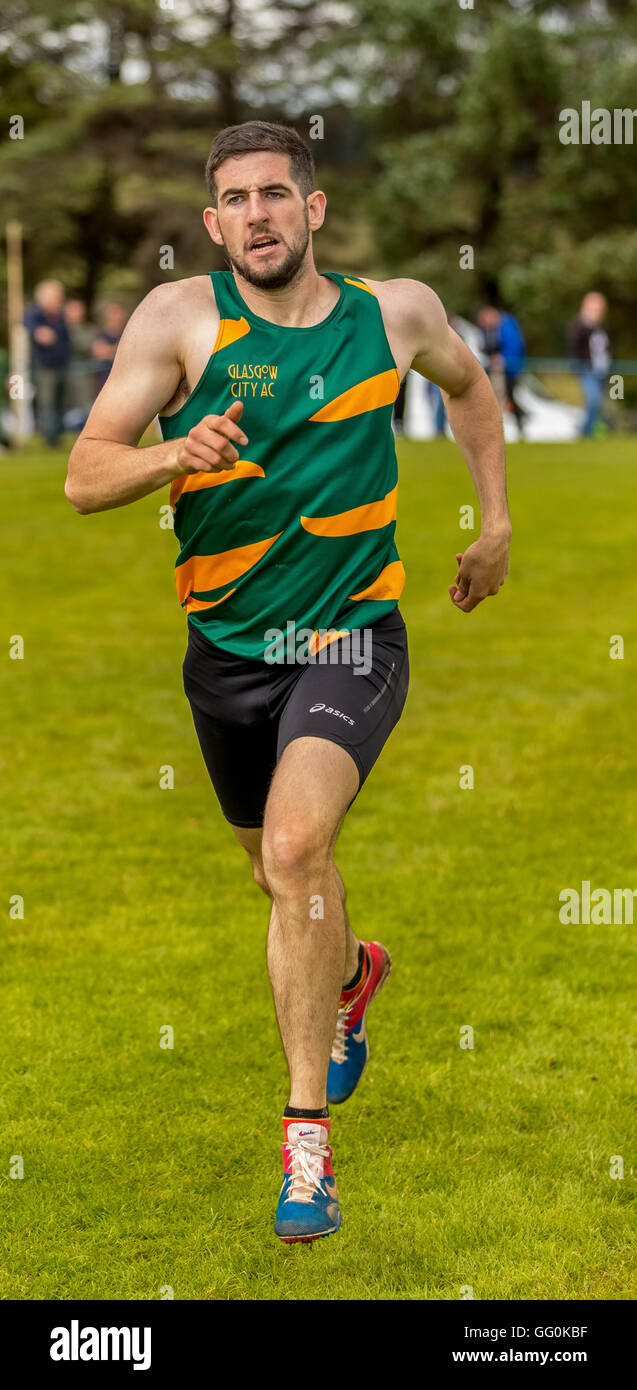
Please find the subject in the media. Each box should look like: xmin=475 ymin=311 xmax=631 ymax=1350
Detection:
xmin=24 ymin=280 xmax=72 ymax=447
xmin=478 ymin=305 xmax=527 ymax=438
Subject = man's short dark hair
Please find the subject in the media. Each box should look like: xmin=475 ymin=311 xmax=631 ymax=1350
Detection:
xmin=205 ymin=121 xmax=315 ymax=206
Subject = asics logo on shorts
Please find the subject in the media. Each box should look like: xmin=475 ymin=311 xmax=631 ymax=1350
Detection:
xmin=309 ymin=702 xmax=356 ymax=726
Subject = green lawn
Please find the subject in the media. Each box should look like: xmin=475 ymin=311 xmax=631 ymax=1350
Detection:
xmin=1 ymin=438 xmax=636 ymax=1301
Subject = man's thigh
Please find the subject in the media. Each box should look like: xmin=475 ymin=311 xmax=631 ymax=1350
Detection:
xmin=262 ymin=736 xmax=360 ymax=865
xmin=273 ymin=607 xmax=410 ymax=821
xmin=188 ymin=698 xmax=279 ymax=828
xmin=183 ymin=621 xmax=289 ymax=829
xmin=235 ymin=606 xmax=410 ymax=872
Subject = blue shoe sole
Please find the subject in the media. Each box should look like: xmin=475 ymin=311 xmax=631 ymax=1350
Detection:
xmin=276 ymin=1218 xmax=342 ymax=1244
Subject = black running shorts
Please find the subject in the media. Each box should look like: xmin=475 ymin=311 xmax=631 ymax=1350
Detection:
xmin=182 ymin=606 xmax=410 ymax=828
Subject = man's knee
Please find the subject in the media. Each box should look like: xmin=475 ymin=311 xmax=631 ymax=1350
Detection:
xmin=262 ymin=823 xmax=332 ymax=887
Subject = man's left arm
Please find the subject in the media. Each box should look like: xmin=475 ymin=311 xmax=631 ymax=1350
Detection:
xmin=386 ymin=280 xmax=512 ymax=613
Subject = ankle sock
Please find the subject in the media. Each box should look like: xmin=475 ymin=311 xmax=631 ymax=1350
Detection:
xmin=284 ymin=1104 xmax=329 ymax=1120
xmin=342 ymin=942 xmax=369 ymax=993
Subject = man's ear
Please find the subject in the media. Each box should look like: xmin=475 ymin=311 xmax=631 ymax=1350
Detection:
xmin=203 ymin=207 xmax=223 ymax=246
xmin=306 ymin=190 xmax=327 ymax=233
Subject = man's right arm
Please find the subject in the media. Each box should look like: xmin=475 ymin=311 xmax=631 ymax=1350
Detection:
xmin=65 ymin=283 xmax=248 ymax=515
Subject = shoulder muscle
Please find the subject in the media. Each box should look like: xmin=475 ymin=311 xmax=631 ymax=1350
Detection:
xmin=364 ymin=275 xmax=481 ymax=394
xmin=80 ymin=278 xmax=217 ymax=446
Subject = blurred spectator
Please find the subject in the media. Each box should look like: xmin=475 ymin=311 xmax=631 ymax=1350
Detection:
xmin=427 ymin=380 xmax=446 ymax=437
xmin=569 ymin=292 xmax=612 ymax=438
xmin=65 ymin=298 xmax=98 ymax=430
xmin=477 ymin=304 xmax=501 ymax=363
xmin=24 ymin=279 xmax=71 ymax=447
xmin=392 ymin=374 xmax=407 ymax=436
xmin=92 ymin=303 xmax=127 ymax=392
xmin=478 ymin=305 xmax=527 ymax=437
xmin=392 ymin=372 xmax=446 ymax=439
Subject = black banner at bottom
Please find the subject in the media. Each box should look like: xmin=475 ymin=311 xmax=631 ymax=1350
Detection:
xmin=0 ymin=1297 xmax=630 ymax=1376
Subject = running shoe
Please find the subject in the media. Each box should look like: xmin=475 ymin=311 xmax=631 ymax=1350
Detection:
xmin=274 ymin=1117 xmax=342 ymax=1243
xmin=326 ymin=939 xmax=392 ymax=1105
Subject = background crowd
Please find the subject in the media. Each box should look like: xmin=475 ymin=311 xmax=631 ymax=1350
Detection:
xmin=22 ymin=277 xmax=614 ymax=449
xmin=394 ymin=289 xmax=614 ymax=442
xmin=2 ymin=0 xmax=635 ymax=451
xmin=23 ymin=281 xmax=127 ymax=447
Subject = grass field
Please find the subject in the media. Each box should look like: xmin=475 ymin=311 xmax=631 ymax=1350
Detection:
xmin=2 ymin=437 xmax=636 ymax=1301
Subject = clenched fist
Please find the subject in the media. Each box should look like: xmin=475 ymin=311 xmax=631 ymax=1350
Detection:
xmin=448 ymin=529 xmax=511 ymax=613
xmin=176 ymin=400 xmax=249 ymax=475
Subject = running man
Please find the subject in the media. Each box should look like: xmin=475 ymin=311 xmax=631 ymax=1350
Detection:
xmin=65 ymin=121 xmax=512 ymax=1244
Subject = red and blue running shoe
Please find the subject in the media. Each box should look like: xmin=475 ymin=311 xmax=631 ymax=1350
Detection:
xmin=327 ymin=939 xmax=392 ymax=1105
xmin=274 ymin=1117 xmax=342 ymax=1243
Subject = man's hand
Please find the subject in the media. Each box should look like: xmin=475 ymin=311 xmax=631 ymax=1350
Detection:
xmin=176 ymin=400 xmax=249 ymax=476
xmin=449 ymin=531 xmax=511 ymax=613
xmin=93 ymin=340 xmax=116 ymax=361
xmin=34 ymin=325 xmax=56 ymax=345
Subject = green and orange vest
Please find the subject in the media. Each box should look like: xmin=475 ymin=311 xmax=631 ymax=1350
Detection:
xmin=159 ymin=270 xmax=405 ymax=661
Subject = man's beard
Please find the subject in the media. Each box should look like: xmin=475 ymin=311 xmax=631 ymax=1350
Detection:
xmin=227 ymin=216 xmax=310 ymax=290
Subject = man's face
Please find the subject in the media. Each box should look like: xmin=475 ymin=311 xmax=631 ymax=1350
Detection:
xmin=66 ymin=300 xmax=85 ymax=325
xmin=37 ymin=283 xmax=64 ymax=315
xmin=582 ymin=292 xmax=607 ymax=325
xmin=478 ymin=307 xmax=500 ymax=330
xmin=104 ymin=305 xmax=126 ymax=334
xmin=205 ymin=152 xmax=317 ymax=290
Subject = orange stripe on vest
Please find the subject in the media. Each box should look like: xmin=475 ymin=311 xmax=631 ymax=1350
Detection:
xmin=309 ymin=367 xmax=400 ymax=422
xmin=212 ymin=316 xmax=251 ymax=353
xmin=300 ymin=483 xmax=397 ymax=537
xmin=175 ymin=531 xmax=283 ymax=606
xmin=348 ymin=559 xmax=406 ymax=602
xmin=170 ymin=459 xmax=264 ymax=511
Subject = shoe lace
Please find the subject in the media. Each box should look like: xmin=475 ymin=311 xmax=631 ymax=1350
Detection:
xmin=286 ymin=1137 xmax=331 ymax=1203
xmin=330 ymin=1001 xmax=355 ymax=1066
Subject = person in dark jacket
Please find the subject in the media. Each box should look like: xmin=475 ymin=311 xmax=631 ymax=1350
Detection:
xmin=24 ymin=280 xmax=71 ymax=447
xmin=569 ymin=292 xmax=611 ymax=437
xmin=92 ymin=303 xmax=127 ymax=393
xmin=65 ymin=298 xmax=98 ymax=430
xmin=477 ymin=305 xmax=527 ymax=437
